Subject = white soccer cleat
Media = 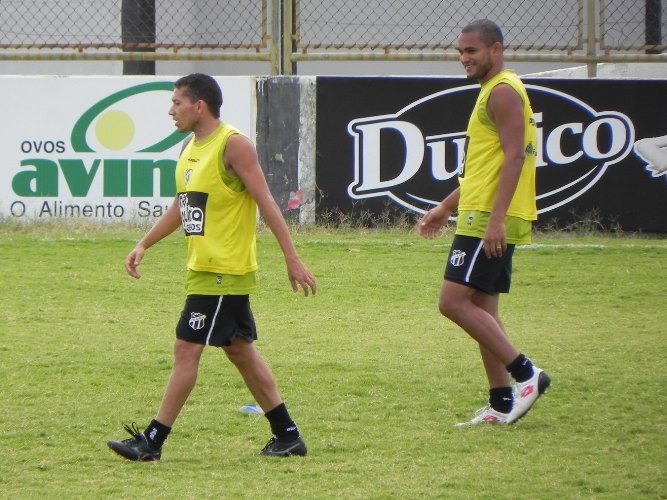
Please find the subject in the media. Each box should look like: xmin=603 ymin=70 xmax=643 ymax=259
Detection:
xmin=508 ymin=367 xmax=551 ymax=423
xmin=454 ymin=405 xmax=512 ymax=428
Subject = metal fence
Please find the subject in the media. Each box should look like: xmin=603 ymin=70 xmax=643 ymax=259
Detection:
xmin=0 ymin=0 xmax=267 ymax=50
xmin=295 ymin=0 xmax=583 ymax=51
xmin=0 ymin=0 xmax=665 ymax=74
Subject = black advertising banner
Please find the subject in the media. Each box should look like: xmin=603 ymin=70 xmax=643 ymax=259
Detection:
xmin=315 ymin=77 xmax=667 ymax=232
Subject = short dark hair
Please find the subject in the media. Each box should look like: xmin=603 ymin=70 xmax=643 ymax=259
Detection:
xmin=461 ymin=19 xmax=504 ymax=47
xmin=174 ymin=73 xmax=223 ymax=118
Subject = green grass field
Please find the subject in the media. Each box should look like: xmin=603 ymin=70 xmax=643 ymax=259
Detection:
xmin=1 ymin=222 xmax=666 ymax=499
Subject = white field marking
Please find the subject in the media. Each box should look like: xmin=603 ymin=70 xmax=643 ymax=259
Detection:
xmin=300 ymin=240 xmax=666 ymax=250
xmin=520 ymin=243 xmax=667 ymax=250
xmin=520 ymin=244 xmax=605 ymax=250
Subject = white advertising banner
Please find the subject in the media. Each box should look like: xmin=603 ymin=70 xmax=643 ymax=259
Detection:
xmin=0 ymin=76 xmax=255 ymax=221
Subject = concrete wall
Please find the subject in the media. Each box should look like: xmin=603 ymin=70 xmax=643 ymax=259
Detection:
xmin=255 ymin=77 xmax=317 ymax=224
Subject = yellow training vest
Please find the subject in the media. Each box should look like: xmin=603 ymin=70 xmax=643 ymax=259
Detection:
xmin=459 ymin=70 xmax=537 ymax=221
xmin=175 ymin=123 xmax=258 ymax=275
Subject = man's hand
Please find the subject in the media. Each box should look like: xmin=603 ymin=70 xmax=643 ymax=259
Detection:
xmin=419 ymin=206 xmax=452 ymax=239
xmin=483 ymin=219 xmax=506 ymax=258
xmin=286 ymin=257 xmax=317 ymax=296
xmin=125 ymin=246 xmax=146 ymax=279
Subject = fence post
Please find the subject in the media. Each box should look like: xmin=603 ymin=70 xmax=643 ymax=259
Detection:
xmin=121 ymin=0 xmax=156 ymax=75
xmin=586 ymin=0 xmax=597 ymax=77
xmin=283 ymin=0 xmax=296 ymax=75
xmin=270 ymin=0 xmax=296 ymax=75
xmin=645 ymin=0 xmax=662 ymax=54
xmin=271 ymin=0 xmax=280 ymax=74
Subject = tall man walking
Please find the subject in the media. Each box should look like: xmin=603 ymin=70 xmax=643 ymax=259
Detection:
xmin=420 ymin=20 xmax=550 ymax=426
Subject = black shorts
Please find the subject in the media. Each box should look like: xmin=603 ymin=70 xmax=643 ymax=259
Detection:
xmin=176 ymin=295 xmax=257 ymax=347
xmin=444 ymin=235 xmax=515 ymax=294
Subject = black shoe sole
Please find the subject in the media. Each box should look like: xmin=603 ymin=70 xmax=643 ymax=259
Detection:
xmin=511 ymin=371 xmax=551 ymax=424
xmin=260 ymin=439 xmax=308 ymax=457
xmin=264 ymin=449 xmax=307 ymax=457
xmin=537 ymin=370 xmax=551 ymax=395
xmin=107 ymin=441 xmax=161 ymax=462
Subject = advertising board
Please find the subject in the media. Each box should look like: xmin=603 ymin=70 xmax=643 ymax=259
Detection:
xmin=316 ymin=77 xmax=667 ymax=232
xmin=0 ymin=76 xmax=254 ymax=221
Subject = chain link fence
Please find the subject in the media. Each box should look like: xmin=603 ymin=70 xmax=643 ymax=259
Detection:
xmin=600 ymin=0 xmax=664 ymax=50
xmin=0 ymin=0 xmax=664 ymax=72
xmin=0 ymin=0 xmax=267 ymax=50
xmin=295 ymin=0 xmax=583 ymax=51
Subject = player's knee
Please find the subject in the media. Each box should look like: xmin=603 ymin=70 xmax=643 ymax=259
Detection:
xmin=440 ymin=293 xmax=471 ymax=323
xmin=223 ymin=340 xmax=254 ymax=367
xmin=173 ymin=340 xmax=202 ymax=367
xmin=438 ymin=299 xmax=456 ymax=320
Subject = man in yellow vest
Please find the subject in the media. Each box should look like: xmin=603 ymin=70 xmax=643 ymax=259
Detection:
xmin=108 ymin=73 xmax=316 ymax=460
xmin=420 ymin=20 xmax=550 ymax=426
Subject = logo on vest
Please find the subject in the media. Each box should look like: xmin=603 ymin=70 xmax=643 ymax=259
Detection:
xmin=178 ymin=191 xmax=207 ymax=235
xmin=189 ymin=312 xmax=206 ymax=331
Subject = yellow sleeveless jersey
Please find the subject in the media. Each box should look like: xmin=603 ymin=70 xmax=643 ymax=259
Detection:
xmin=175 ymin=123 xmax=258 ymax=277
xmin=458 ymin=70 xmax=537 ymax=221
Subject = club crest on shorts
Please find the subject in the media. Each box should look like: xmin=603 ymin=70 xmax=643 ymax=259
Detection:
xmin=450 ymin=249 xmax=466 ymax=267
xmin=189 ymin=312 xmax=206 ymax=330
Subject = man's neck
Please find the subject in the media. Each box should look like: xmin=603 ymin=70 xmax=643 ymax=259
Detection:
xmin=194 ymin=119 xmax=221 ymax=141
xmin=478 ymin=61 xmax=505 ymax=85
